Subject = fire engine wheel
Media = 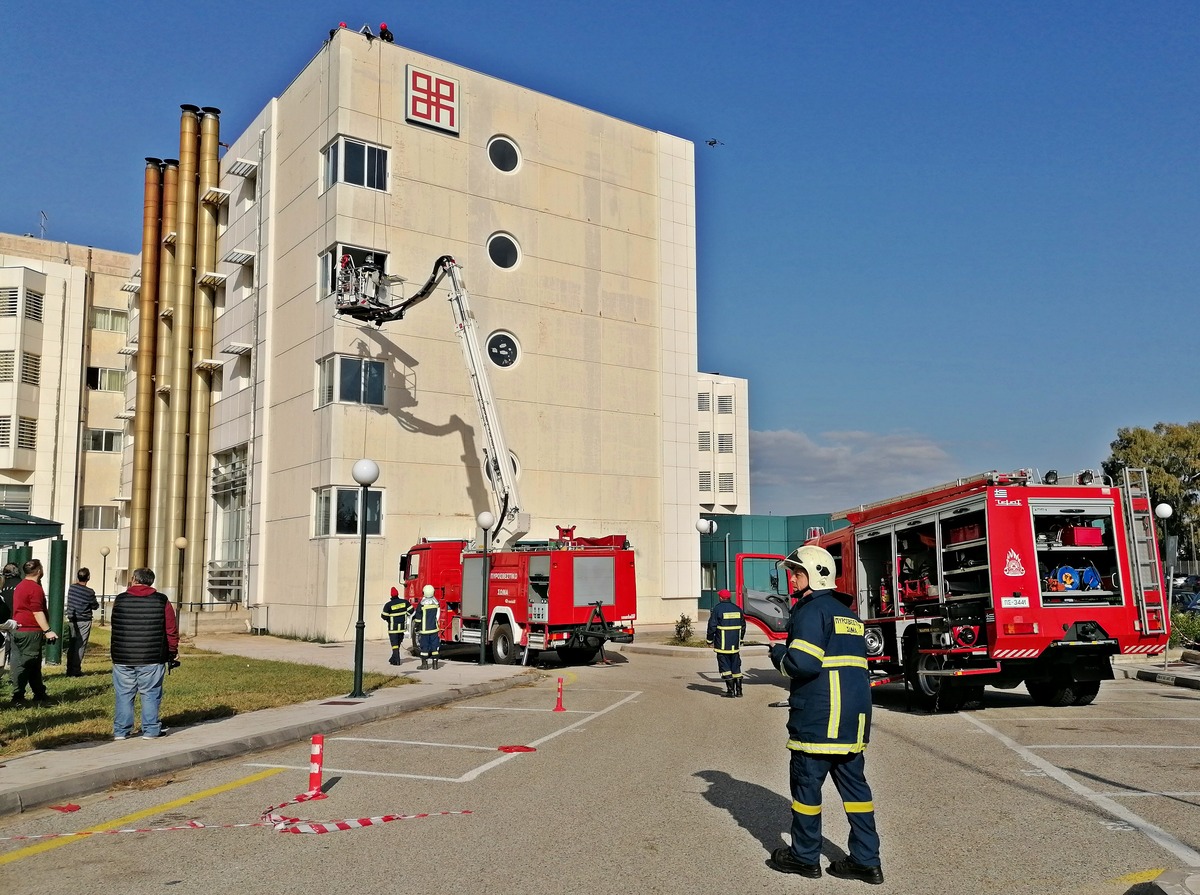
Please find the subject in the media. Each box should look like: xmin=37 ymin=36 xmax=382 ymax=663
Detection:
xmin=1071 ymin=681 xmax=1101 ymax=706
xmin=906 ymin=651 xmax=955 ymax=711
xmin=491 ymin=624 xmax=517 ymax=665
xmin=556 ymin=647 xmax=600 ymax=666
xmin=1025 ymin=679 xmax=1079 ymax=707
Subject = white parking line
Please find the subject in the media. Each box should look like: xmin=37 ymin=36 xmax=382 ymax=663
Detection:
xmin=993 ymin=717 xmax=1200 ymax=722
xmin=1028 ymin=744 xmax=1200 ymax=750
xmin=247 ymin=690 xmax=643 ymax=785
xmin=1098 ymin=790 xmax=1200 ymax=798
xmin=963 ymin=713 xmax=1200 ymax=865
xmin=456 ymin=706 xmax=591 ymax=713
xmin=331 ymin=737 xmax=495 ymax=751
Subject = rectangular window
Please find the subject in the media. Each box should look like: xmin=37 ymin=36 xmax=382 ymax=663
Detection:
xmin=17 ymin=417 xmax=36 ymax=450
xmin=0 ymin=288 xmax=17 ymax=317
xmin=0 ymin=416 xmax=10 ymax=448
xmin=698 ymin=431 xmax=711 ymax=452
xmin=0 ymin=351 xmax=14 ymax=382
xmin=717 ymin=395 xmax=734 ymax=414
xmin=24 ymin=290 xmax=43 ymax=322
xmin=92 ymin=307 xmax=129 ymax=333
xmin=323 ymin=137 xmax=388 ymax=192
xmin=85 ymin=428 xmax=123 ymax=452
xmin=717 ymin=433 xmax=734 ymax=453
xmin=697 ymin=392 xmax=711 ymax=412
xmin=718 ymin=472 xmax=735 ymax=493
xmin=699 ymin=470 xmax=713 ymax=492
xmin=0 ymin=484 xmax=31 ymax=511
xmin=20 ymin=353 xmax=40 ymax=386
xmin=320 ymin=245 xmax=387 ymax=294
xmin=87 ymin=367 xmax=125 ymax=391
xmin=78 ymin=505 xmax=120 ymax=530
xmin=318 ymin=355 xmax=385 ymax=406
xmin=314 ymin=486 xmax=382 ymax=537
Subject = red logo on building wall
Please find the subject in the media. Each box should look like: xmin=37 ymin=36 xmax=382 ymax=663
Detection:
xmin=406 ymin=65 xmax=459 ymax=134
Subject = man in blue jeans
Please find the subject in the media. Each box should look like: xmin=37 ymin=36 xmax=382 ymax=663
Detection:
xmin=110 ymin=568 xmax=179 ymax=740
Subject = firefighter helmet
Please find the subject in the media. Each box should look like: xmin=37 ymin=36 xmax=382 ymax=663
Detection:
xmin=422 ymin=584 xmax=435 ymax=599
xmin=783 ymin=544 xmax=837 ymax=590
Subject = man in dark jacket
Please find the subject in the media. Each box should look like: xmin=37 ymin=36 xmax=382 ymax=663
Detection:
xmin=380 ymin=586 xmax=411 ymax=665
xmin=110 ymin=568 xmax=179 ymax=739
xmin=706 ymin=589 xmax=746 ymax=697
xmin=0 ymin=562 xmax=20 ymax=680
xmin=65 ymin=568 xmax=100 ymax=677
xmin=767 ymin=545 xmax=884 ymax=885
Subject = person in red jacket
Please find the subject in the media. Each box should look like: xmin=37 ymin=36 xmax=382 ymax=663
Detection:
xmin=9 ymin=559 xmax=58 ymax=705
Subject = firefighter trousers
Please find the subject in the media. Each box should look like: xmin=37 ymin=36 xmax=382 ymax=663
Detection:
xmin=716 ymin=650 xmax=742 ymax=680
xmin=417 ymin=632 xmax=440 ymax=659
xmin=788 ymin=750 xmax=880 ymax=867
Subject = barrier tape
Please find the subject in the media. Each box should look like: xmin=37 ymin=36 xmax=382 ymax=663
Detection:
xmin=0 ymin=790 xmax=471 ymax=841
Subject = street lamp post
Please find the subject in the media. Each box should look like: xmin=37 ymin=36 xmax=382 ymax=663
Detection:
xmin=476 ymin=511 xmax=495 ymax=666
xmin=349 ymin=459 xmax=380 ymax=699
xmin=696 ymin=518 xmax=718 ymax=604
xmin=174 ymin=537 xmax=187 ymax=612
xmin=1156 ymin=503 xmax=1173 ymax=671
xmin=99 ymin=546 xmax=110 ymax=626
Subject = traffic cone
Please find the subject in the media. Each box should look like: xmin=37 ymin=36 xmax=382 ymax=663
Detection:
xmin=307 ymin=734 xmax=328 ymax=799
xmin=553 ymin=677 xmax=566 ymax=712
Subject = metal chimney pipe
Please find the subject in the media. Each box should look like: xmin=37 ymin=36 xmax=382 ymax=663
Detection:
xmin=128 ymin=158 xmax=163 ymax=569
xmin=164 ymin=105 xmax=201 ymax=602
xmin=148 ymin=158 xmax=179 ymax=575
xmin=184 ymin=107 xmax=221 ymax=605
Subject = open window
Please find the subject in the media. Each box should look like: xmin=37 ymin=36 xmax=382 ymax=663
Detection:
xmin=1030 ymin=501 xmax=1121 ymax=606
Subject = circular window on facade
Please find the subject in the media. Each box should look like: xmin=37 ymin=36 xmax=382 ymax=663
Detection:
xmin=487 ymin=233 xmax=520 ymax=269
xmin=486 ymin=331 xmax=521 ymax=368
xmin=487 ymin=136 xmax=520 ymax=173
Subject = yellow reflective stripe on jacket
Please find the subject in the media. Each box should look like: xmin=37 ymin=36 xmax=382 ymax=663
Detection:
xmin=786 ymin=740 xmax=866 ymax=754
xmin=822 ymin=655 xmax=868 ymax=669
xmin=844 ymin=800 xmax=874 ymax=813
xmin=827 ymin=669 xmax=841 ymax=738
xmin=789 ymin=639 xmax=825 ymax=661
xmin=791 ymin=800 xmax=821 ymax=816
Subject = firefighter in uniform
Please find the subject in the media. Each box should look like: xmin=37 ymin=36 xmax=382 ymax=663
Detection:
xmin=417 ymin=585 xmax=441 ymax=670
xmin=380 ymin=586 xmax=411 ymax=666
xmin=706 ymin=589 xmax=746 ymax=697
xmin=767 ymin=545 xmax=884 ymax=885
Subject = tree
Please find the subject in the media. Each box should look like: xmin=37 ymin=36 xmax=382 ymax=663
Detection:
xmin=1102 ymin=422 xmax=1200 ymax=561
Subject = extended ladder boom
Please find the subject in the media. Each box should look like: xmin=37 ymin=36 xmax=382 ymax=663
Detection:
xmin=335 ymin=255 xmax=529 ymax=547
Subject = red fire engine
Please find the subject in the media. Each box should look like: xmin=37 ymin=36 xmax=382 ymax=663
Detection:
xmin=736 ymin=468 xmax=1169 ymax=710
xmin=336 ymin=257 xmax=637 ymax=664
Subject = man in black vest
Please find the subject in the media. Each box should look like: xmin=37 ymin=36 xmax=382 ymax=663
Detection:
xmin=110 ymin=568 xmax=179 ymax=740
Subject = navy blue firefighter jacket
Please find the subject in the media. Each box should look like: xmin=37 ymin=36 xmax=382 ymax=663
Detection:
xmin=768 ymin=589 xmax=872 ymax=755
xmin=706 ymin=598 xmax=746 ymax=653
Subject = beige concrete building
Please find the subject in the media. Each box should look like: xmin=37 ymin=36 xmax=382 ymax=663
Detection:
xmin=0 ymin=234 xmax=134 ymax=594
xmin=697 ymin=374 xmax=751 ymax=515
xmin=109 ymin=30 xmax=750 ymax=640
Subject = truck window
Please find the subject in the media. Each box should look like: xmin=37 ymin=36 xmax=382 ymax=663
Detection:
xmin=405 ymin=552 xmax=420 ymax=581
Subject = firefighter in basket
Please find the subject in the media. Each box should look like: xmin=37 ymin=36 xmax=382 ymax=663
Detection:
xmin=416 ymin=585 xmax=441 ymax=671
xmin=767 ymin=545 xmax=884 ymax=885
xmin=706 ymin=589 xmax=746 ymax=697
xmin=380 ymin=586 xmax=411 ymax=666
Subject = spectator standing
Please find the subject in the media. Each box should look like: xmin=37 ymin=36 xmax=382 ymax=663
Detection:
xmin=380 ymin=586 xmax=411 ymax=665
xmin=9 ymin=559 xmax=58 ymax=705
xmin=767 ymin=545 xmax=884 ymax=884
xmin=706 ymin=589 xmax=746 ymax=697
xmin=65 ymin=568 xmax=100 ymax=677
xmin=110 ymin=568 xmax=179 ymax=739
xmin=416 ymin=584 xmax=441 ymax=670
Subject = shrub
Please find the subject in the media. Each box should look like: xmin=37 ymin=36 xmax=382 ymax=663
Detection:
xmin=673 ymin=613 xmax=694 ymax=644
xmin=1170 ymin=611 xmax=1200 ymax=649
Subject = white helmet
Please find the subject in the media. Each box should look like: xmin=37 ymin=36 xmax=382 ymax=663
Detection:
xmin=422 ymin=584 xmax=435 ymax=599
xmin=783 ymin=544 xmax=837 ymax=591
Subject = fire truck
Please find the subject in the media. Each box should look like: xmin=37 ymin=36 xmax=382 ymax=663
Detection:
xmin=336 ymin=255 xmax=636 ymax=663
xmin=735 ymin=468 xmax=1169 ymax=710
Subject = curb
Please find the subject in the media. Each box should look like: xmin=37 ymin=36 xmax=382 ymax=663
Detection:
xmin=0 ymin=672 xmax=535 ymax=817
xmin=616 ymin=642 xmax=772 ymax=659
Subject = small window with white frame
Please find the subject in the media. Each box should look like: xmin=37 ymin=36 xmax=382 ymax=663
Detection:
xmin=316 ymin=355 xmax=385 ymax=407
xmin=79 ymin=505 xmax=120 ymax=529
xmin=86 ymin=367 xmax=125 ymax=391
xmin=322 ymin=137 xmax=388 ymax=192
xmin=314 ymin=486 xmax=382 ymax=537
xmin=92 ymin=307 xmax=129 ymax=333
xmin=85 ymin=428 xmax=123 ymax=452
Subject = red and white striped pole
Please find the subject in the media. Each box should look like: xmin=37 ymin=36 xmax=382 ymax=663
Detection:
xmin=553 ymin=677 xmax=565 ymax=712
xmin=308 ymin=735 xmax=326 ymax=795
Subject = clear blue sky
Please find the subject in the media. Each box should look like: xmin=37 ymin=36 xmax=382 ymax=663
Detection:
xmin=3 ymin=2 xmax=1196 ymax=514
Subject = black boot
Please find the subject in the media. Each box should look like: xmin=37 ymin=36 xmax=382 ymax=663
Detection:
xmin=419 ymin=659 xmax=429 ymax=670
xmin=432 ymin=658 xmax=440 ymax=670
xmin=734 ymin=679 xmax=743 ymax=697
xmin=724 ymin=680 xmax=735 ymax=698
